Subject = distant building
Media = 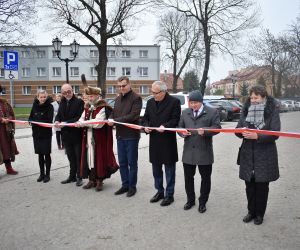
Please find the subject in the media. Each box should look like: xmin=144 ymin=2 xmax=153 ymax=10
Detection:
xmin=0 ymin=44 xmax=160 ymax=107
xmin=211 ymin=65 xmax=274 ymax=97
xmin=160 ymin=70 xmax=184 ymax=92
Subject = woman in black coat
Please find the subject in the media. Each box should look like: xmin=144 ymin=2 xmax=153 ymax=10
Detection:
xmin=29 ymin=90 xmax=54 ymax=183
xmin=236 ymin=85 xmax=280 ymax=225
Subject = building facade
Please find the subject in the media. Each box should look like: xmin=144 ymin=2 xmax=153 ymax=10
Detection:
xmin=0 ymin=44 xmax=160 ymax=107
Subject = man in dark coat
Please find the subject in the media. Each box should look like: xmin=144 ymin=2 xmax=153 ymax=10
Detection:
xmin=55 ymin=83 xmax=84 ymax=186
xmin=178 ymin=90 xmax=221 ymax=213
xmin=143 ymin=81 xmax=181 ymax=206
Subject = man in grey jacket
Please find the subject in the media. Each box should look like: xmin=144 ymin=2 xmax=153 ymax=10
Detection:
xmin=178 ymin=90 xmax=221 ymax=213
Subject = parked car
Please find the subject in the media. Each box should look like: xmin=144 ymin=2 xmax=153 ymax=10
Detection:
xmin=203 ymin=100 xmax=228 ymax=122
xmin=207 ymin=100 xmax=241 ymax=121
xmin=170 ymin=93 xmax=190 ymax=111
xmin=105 ymin=98 xmax=116 ymax=108
xmin=295 ymin=102 xmax=300 ymax=111
xmin=282 ymin=100 xmax=297 ymax=111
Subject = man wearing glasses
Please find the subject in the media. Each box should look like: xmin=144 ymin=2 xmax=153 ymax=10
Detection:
xmin=55 ymin=83 xmax=84 ymax=186
xmin=142 ymin=81 xmax=181 ymax=206
xmin=108 ymin=76 xmax=142 ymax=197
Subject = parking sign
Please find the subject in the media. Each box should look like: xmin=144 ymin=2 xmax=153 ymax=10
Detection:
xmin=4 ymin=51 xmax=18 ymax=71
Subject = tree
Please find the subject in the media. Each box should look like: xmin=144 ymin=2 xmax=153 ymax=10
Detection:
xmin=156 ymin=0 xmax=259 ymax=95
xmin=0 ymin=0 xmax=37 ymax=45
xmin=183 ymin=71 xmax=200 ymax=92
xmin=240 ymin=82 xmax=248 ymax=97
xmin=214 ymin=89 xmax=224 ymax=95
xmin=256 ymin=75 xmax=266 ymax=87
xmin=157 ymin=11 xmax=202 ymax=93
xmin=46 ymin=0 xmax=150 ymax=97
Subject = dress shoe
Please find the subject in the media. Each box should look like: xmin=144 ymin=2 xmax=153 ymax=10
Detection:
xmin=95 ymin=180 xmax=103 ymax=192
xmin=6 ymin=166 xmax=18 ymax=175
xmin=126 ymin=188 xmax=137 ymax=197
xmin=37 ymin=175 xmax=44 ymax=182
xmin=114 ymin=187 xmax=129 ymax=195
xmin=83 ymin=180 xmax=96 ymax=189
xmin=198 ymin=204 xmax=207 ymax=213
xmin=243 ymin=213 xmax=255 ymax=223
xmin=76 ymin=178 xmax=83 ymax=186
xmin=160 ymin=196 xmax=174 ymax=206
xmin=150 ymin=192 xmax=164 ymax=203
xmin=254 ymin=216 xmax=264 ymax=225
xmin=43 ymin=175 xmax=50 ymax=183
xmin=184 ymin=201 xmax=195 ymax=210
xmin=61 ymin=177 xmax=76 ymax=184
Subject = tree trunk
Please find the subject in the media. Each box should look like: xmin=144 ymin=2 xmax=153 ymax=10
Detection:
xmin=172 ymin=54 xmax=177 ymax=93
xmin=200 ymin=27 xmax=211 ymax=95
xmin=96 ymin=41 xmax=108 ymax=97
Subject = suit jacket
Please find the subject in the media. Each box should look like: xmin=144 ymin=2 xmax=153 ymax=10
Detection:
xmin=142 ymin=93 xmax=181 ymax=164
xmin=55 ymin=95 xmax=84 ymax=145
xmin=178 ymin=105 xmax=221 ymax=165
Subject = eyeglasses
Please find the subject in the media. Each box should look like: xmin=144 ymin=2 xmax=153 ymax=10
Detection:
xmin=151 ymin=90 xmax=162 ymax=95
xmin=61 ymin=90 xmax=72 ymax=95
xmin=118 ymin=83 xmax=128 ymax=89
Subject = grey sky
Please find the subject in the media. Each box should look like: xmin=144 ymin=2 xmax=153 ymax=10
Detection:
xmin=35 ymin=0 xmax=300 ymax=83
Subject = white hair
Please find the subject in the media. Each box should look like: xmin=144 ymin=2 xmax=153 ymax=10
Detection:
xmin=153 ymin=81 xmax=167 ymax=92
xmin=37 ymin=89 xmax=48 ymax=96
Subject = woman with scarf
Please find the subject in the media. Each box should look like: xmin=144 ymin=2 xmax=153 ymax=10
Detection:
xmin=29 ymin=90 xmax=54 ymax=183
xmin=236 ymin=85 xmax=281 ymax=225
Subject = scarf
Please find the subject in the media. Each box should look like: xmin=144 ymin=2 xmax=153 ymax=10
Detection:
xmin=245 ymin=102 xmax=266 ymax=129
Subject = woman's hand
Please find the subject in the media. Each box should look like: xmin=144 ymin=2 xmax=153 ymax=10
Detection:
xmin=242 ymin=131 xmax=258 ymax=140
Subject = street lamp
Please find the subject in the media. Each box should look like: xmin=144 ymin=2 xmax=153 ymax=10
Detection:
xmin=52 ymin=37 xmax=80 ymax=83
xmin=231 ymin=74 xmax=238 ymax=99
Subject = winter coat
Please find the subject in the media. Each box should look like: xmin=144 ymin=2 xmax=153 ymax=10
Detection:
xmin=178 ymin=105 xmax=221 ymax=165
xmin=236 ymin=96 xmax=281 ymax=182
xmin=142 ymin=93 xmax=181 ymax=164
xmin=55 ymin=95 xmax=84 ymax=145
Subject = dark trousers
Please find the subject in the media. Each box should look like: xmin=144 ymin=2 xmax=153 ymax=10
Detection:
xmin=245 ymin=178 xmax=269 ymax=217
xmin=183 ymin=163 xmax=212 ymax=205
xmin=56 ymin=131 xmax=64 ymax=148
xmin=117 ymin=138 xmax=139 ymax=189
xmin=65 ymin=143 xmax=81 ymax=179
xmin=152 ymin=163 xmax=176 ymax=197
xmin=38 ymin=154 xmax=51 ymax=176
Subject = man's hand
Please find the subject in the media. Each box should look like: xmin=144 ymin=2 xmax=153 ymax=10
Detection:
xmin=157 ymin=125 xmax=165 ymax=133
xmin=107 ymin=119 xmax=114 ymax=126
xmin=144 ymin=127 xmax=152 ymax=133
xmin=181 ymin=130 xmax=191 ymax=136
xmin=197 ymin=128 xmax=205 ymax=136
xmin=242 ymin=131 xmax=258 ymax=140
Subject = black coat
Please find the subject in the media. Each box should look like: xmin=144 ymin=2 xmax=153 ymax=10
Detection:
xmin=142 ymin=93 xmax=181 ymax=164
xmin=236 ymin=96 xmax=281 ymax=182
xmin=55 ymin=95 xmax=84 ymax=145
xmin=29 ymin=97 xmax=54 ymax=154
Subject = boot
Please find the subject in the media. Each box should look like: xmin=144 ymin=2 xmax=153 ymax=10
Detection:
xmin=95 ymin=180 xmax=103 ymax=192
xmin=37 ymin=164 xmax=45 ymax=182
xmin=5 ymin=165 xmax=18 ymax=175
xmin=37 ymin=174 xmax=44 ymax=182
xmin=43 ymin=164 xmax=51 ymax=183
xmin=83 ymin=180 xmax=96 ymax=189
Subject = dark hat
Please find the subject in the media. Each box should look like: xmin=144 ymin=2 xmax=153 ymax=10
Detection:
xmin=188 ymin=90 xmax=203 ymax=103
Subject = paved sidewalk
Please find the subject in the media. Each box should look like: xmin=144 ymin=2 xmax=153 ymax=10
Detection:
xmin=0 ymin=113 xmax=300 ymax=250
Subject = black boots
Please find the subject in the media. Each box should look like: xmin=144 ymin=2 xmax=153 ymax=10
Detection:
xmin=37 ymin=163 xmax=51 ymax=183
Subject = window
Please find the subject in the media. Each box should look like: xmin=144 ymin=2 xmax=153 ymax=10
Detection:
xmin=122 ymin=67 xmax=131 ymax=76
xmin=21 ymin=51 xmax=30 ymax=58
xmin=0 ymin=68 xmax=4 ymax=78
xmin=106 ymin=86 xmax=117 ymax=94
xmin=139 ymin=50 xmax=148 ymax=58
xmin=139 ymin=86 xmax=150 ymax=95
xmin=90 ymin=67 xmax=98 ymax=77
xmin=90 ymin=50 xmax=99 ymax=58
xmin=107 ymin=50 xmax=116 ymax=58
xmin=0 ymin=86 xmax=6 ymax=95
xmin=70 ymin=67 xmax=79 ymax=76
xmin=0 ymin=51 xmax=3 ymax=58
xmin=72 ymin=85 xmax=80 ymax=94
xmin=69 ymin=50 xmax=78 ymax=58
xmin=37 ymin=50 xmax=46 ymax=58
xmin=37 ymin=67 xmax=46 ymax=77
xmin=107 ymin=67 xmax=116 ymax=76
xmin=22 ymin=67 xmax=30 ymax=77
xmin=139 ymin=67 xmax=148 ymax=77
xmin=22 ymin=86 xmax=32 ymax=95
xmin=52 ymin=50 xmax=58 ymax=58
xmin=121 ymin=50 xmax=131 ymax=58
xmin=52 ymin=67 xmax=61 ymax=77
xmin=53 ymin=86 xmax=61 ymax=94
xmin=37 ymin=86 xmax=46 ymax=91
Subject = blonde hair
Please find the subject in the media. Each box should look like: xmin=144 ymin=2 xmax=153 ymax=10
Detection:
xmin=37 ymin=89 xmax=48 ymax=97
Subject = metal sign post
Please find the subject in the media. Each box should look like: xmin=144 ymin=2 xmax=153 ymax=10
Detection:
xmin=9 ymin=72 xmax=15 ymax=107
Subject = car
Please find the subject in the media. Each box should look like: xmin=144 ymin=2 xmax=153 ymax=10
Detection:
xmin=203 ymin=100 xmax=228 ymax=122
xmin=105 ymin=98 xmax=116 ymax=108
xmin=207 ymin=100 xmax=241 ymax=121
xmin=170 ymin=92 xmax=190 ymax=111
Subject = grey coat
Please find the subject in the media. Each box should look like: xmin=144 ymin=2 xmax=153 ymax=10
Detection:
xmin=178 ymin=105 xmax=221 ymax=165
xmin=236 ymin=96 xmax=281 ymax=182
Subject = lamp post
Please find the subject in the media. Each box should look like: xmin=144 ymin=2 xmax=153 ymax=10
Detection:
xmin=231 ymin=74 xmax=238 ymax=99
xmin=52 ymin=37 xmax=80 ymax=83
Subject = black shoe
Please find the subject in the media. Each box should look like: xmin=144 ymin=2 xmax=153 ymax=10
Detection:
xmin=243 ymin=213 xmax=255 ymax=223
xmin=61 ymin=177 xmax=76 ymax=184
xmin=43 ymin=175 xmax=50 ymax=183
xmin=160 ymin=196 xmax=174 ymax=206
xmin=150 ymin=192 xmax=164 ymax=203
xmin=254 ymin=216 xmax=264 ymax=225
xmin=184 ymin=201 xmax=195 ymax=210
xmin=76 ymin=178 xmax=83 ymax=186
xmin=114 ymin=187 xmax=129 ymax=195
xmin=198 ymin=204 xmax=207 ymax=213
xmin=126 ymin=188 xmax=137 ymax=197
xmin=37 ymin=175 xmax=44 ymax=182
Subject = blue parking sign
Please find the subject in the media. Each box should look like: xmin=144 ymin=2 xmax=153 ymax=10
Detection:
xmin=4 ymin=51 xmax=18 ymax=71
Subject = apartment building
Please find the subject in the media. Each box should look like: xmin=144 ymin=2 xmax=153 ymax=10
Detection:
xmin=0 ymin=44 xmax=160 ymax=107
